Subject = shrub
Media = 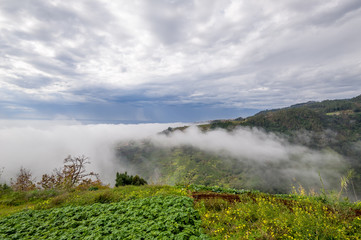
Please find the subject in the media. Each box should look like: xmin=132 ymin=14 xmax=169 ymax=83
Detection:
xmin=0 ymin=183 xmax=11 ymax=194
xmin=38 ymin=155 xmax=102 ymax=190
xmin=115 ymin=172 xmax=147 ymax=187
xmin=10 ymin=167 xmax=36 ymax=191
xmin=94 ymin=192 xmax=113 ymax=203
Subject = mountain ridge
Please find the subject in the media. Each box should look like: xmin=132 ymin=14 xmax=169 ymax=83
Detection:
xmin=117 ymin=94 xmax=361 ymax=200
xmin=166 ymin=94 xmax=361 ymax=134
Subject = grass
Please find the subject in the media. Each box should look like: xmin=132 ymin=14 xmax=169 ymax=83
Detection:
xmin=195 ymin=192 xmax=361 ymax=239
xmin=1 ymin=185 xmax=361 ymax=239
xmin=0 ymin=185 xmax=187 ymax=217
xmin=326 ymin=110 xmax=355 ymax=116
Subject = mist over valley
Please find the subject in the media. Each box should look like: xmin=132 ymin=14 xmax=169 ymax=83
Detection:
xmin=2 ymin=1 xmax=361 ymax=238
xmin=1 ymin=95 xmax=361 ymax=200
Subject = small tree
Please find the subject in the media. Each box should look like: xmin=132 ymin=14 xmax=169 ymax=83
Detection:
xmin=115 ymin=172 xmax=147 ymax=187
xmin=0 ymin=167 xmax=11 ymax=193
xmin=0 ymin=183 xmax=11 ymax=193
xmin=38 ymin=155 xmax=100 ymax=190
xmin=115 ymin=172 xmax=130 ymax=187
xmin=11 ymin=167 xmax=36 ymax=191
xmin=38 ymin=173 xmax=61 ymax=190
xmin=132 ymin=175 xmax=147 ymax=186
xmin=61 ymin=155 xmax=99 ymax=188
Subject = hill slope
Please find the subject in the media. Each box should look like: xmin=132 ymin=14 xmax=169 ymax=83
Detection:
xmin=1 ymin=185 xmax=361 ymax=239
xmin=116 ymin=95 xmax=361 ymax=199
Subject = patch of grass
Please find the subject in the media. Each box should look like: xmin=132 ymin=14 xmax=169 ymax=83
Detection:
xmin=326 ymin=110 xmax=355 ymax=116
xmin=195 ymin=192 xmax=361 ymax=239
xmin=1 ymin=184 xmax=360 ymax=239
xmin=0 ymin=185 xmax=188 ymax=217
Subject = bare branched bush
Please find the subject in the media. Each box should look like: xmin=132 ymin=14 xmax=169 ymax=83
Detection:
xmin=11 ymin=167 xmax=36 ymax=191
xmin=62 ymin=155 xmax=99 ymax=188
xmin=38 ymin=155 xmax=100 ymax=190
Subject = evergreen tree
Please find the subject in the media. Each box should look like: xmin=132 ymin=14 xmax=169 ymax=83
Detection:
xmin=115 ymin=172 xmax=147 ymax=187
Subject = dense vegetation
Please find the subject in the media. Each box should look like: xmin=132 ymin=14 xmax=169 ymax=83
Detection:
xmin=124 ymin=95 xmax=361 ymax=199
xmin=0 ymin=195 xmax=204 ymax=239
xmin=167 ymin=95 xmax=361 ymax=137
xmin=115 ymin=172 xmax=147 ymax=187
xmin=1 ymin=185 xmax=360 ymax=239
xmin=211 ymin=95 xmax=361 ymax=198
xmin=0 ymin=185 xmax=185 ymax=217
xmin=1 ymin=95 xmax=361 ymax=238
xmin=116 ymin=142 xmax=246 ymax=189
xmin=196 ymin=191 xmax=361 ymax=239
xmin=116 ymin=137 xmax=349 ymax=198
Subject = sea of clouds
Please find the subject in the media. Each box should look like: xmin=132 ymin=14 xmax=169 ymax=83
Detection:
xmin=0 ymin=120 xmax=345 ymax=191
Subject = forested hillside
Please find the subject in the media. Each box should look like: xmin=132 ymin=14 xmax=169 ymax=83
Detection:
xmin=201 ymin=95 xmax=361 ymax=197
xmin=197 ymin=94 xmax=361 ymax=137
xmin=117 ymin=95 xmax=361 ymax=200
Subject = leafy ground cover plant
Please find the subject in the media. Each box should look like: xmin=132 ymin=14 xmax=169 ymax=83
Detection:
xmin=183 ymin=184 xmax=252 ymax=194
xmin=0 ymin=185 xmax=187 ymax=217
xmin=0 ymin=196 xmax=208 ymax=239
xmin=1 ymin=184 xmax=361 ymax=239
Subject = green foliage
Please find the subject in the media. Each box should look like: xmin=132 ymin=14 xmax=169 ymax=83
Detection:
xmin=195 ymin=192 xmax=361 ymax=239
xmin=154 ymin=95 xmax=361 ymax=199
xmin=115 ymin=172 xmax=147 ymax=187
xmin=117 ymin=142 xmax=247 ymax=189
xmin=0 ymin=185 xmax=187 ymax=217
xmin=242 ymin=107 xmax=325 ymax=132
xmin=116 ymin=141 xmax=349 ymax=195
xmin=0 ymin=196 xmax=207 ymax=239
xmin=0 ymin=189 xmax=61 ymax=207
xmin=1 ymin=184 xmax=361 ymax=239
xmin=183 ymin=184 xmax=252 ymax=195
xmin=0 ymin=184 xmax=11 ymax=195
xmin=194 ymin=95 xmax=361 ymax=147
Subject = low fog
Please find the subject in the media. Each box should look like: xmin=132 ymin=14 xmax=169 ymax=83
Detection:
xmin=153 ymin=127 xmax=345 ymax=192
xmin=0 ymin=120 xmax=181 ymax=184
xmin=0 ymin=120 xmax=346 ymax=194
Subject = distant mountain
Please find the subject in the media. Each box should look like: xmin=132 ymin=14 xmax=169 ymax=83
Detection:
xmin=117 ymin=95 xmax=361 ymax=200
xmin=166 ymin=95 xmax=361 ymax=146
xmin=191 ymin=94 xmax=361 ymax=134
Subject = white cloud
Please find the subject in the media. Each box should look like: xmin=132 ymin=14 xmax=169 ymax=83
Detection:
xmin=0 ymin=120 xmax=183 ymax=184
xmin=0 ymin=122 xmax=345 ymax=192
xmin=0 ymin=0 xmax=360 ymax=119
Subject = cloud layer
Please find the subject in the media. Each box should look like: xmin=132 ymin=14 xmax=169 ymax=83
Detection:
xmin=0 ymin=121 xmax=345 ymax=194
xmin=0 ymin=120 xmax=180 ymax=184
xmin=153 ymin=126 xmax=345 ymax=190
xmin=1 ymin=0 xmax=361 ymax=122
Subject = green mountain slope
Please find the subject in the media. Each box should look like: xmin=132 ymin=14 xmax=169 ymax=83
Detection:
xmin=202 ymin=95 xmax=361 ymax=197
xmin=116 ymin=141 xmax=246 ymax=188
xmin=116 ymin=95 xmax=361 ymax=199
xmin=196 ymin=94 xmax=361 ymax=137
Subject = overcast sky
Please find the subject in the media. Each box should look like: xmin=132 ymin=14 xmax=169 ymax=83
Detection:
xmin=1 ymin=0 xmax=361 ymax=123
